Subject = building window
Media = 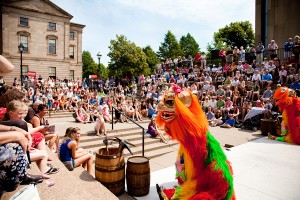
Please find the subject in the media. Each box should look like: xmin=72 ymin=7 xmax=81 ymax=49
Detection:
xmin=22 ymin=65 xmax=28 ymax=76
xmin=20 ymin=35 xmax=29 ymax=52
xmin=48 ymin=39 xmax=56 ymax=54
xmin=69 ymin=46 xmax=74 ymax=59
xmin=20 ymin=17 xmax=28 ymax=26
xmin=70 ymin=32 xmax=75 ymax=39
xmin=48 ymin=22 xmax=56 ymax=31
xmin=49 ymin=67 xmax=56 ymax=77
xmin=70 ymin=70 xmax=74 ymax=80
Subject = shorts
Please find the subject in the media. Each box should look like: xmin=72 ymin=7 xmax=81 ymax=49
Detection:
xmin=63 ymin=159 xmax=75 ymax=171
xmin=31 ymin=132 xmax=45 ymax=148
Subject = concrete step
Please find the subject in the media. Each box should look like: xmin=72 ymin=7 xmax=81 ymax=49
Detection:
xmin=79 ymin=136 xmax=162 ymax=149
xmin=89 ymin=139 xmax=178 ymax=159
xmin=59 ymin=127 xmax=143 ymax=139
xmin=1 ymin=147 xmax=118 ymax=200
xmin=47 ymin=111 xmax=74 ymax=118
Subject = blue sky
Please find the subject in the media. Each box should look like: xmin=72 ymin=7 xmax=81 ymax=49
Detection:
xmin=51 ymin=0 xmax=255 ymax=66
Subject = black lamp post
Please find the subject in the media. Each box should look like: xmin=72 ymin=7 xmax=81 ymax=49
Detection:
xmin=18 ymin=43 xmax=24 ymax=85
xmin=97 ymin=52 xmax=102 ymax=79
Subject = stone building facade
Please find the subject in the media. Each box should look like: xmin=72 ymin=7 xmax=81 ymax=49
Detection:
xmin=0 ymin=0 xmax=85 ymax=84
xmin=255 ymin=0 xmax=300 ymax=48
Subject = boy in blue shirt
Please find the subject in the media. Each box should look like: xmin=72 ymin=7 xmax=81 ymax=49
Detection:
xmin=221 ymin=114 xmax=236 ymax=128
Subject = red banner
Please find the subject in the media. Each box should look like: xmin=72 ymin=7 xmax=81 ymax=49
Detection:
xmin=89 ymin=75 xmax=98 ymax=79
xmin=27 ymin=71 xmax=36 ymax=77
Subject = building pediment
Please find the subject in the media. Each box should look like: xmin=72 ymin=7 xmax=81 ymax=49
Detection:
xmin=1 ymin=0 xmax=73 ymax=19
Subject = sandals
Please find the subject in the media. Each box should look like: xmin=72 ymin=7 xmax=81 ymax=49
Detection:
xmin=45 ymin=166 xmax=60 ymax=175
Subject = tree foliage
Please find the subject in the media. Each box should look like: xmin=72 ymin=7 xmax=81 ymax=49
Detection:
xmin=107 ymin=35 xmax=149 ymax=78
xmin=213 ymin=21 xmax=254 ymax=49
xmin=142 ymin=45 xmax=160 ymax=74
xmin=157 ymin=30 xmax=182 ymax=60
xmin=180 ymin=33 xmax=200 ymax=58
xmin=82 ymin=50 xmax=97 ymax=79
xmin=82 ymin=51 xmax=109 ymax=79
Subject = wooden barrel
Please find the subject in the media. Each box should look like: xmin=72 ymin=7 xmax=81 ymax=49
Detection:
xmin=260 ymin=119 xmax=277 ymax=136
xmin=95 ymin=147 xmax=125 ymax=196
xmin=126 ymin=156 xmax=150 ymax=197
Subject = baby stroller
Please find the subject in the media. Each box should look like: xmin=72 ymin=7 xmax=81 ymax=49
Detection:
xmin=240 ymin=107 xmax=268 ymax=131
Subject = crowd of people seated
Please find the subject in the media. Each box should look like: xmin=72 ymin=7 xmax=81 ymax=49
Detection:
xmin=1 ymin=36 xmax=300 ymax=195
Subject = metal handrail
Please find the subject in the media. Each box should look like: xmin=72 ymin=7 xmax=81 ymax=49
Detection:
xmin=111 ymin=105 xmax=145 ymax=156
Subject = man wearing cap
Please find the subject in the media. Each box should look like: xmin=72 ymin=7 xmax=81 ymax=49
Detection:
xmin=216 ymin=85 xmax=225 ymax=97
xmin=252 ymin=70 xmax=261 ymax=83
xmin=232 ymin=77 xmax=240 ymax=87
xmin=286 ymin=64 xmax=296 ymax=84
xmin=262 ymin=58 xmax=269 ymax=69
xmin=221 ymin=114 xmax=235 ymax=128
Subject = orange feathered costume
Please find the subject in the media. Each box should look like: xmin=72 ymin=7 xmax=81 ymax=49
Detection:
xmin=273 ymin=87 xmax=300 ymax=144
xmin=156 ymin=85 xmax=234 ymax=200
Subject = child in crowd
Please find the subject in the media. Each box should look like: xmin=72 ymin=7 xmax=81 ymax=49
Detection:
xmin=147 ymin=117 xmax=168 ymax=143
xmin=221 ymin=114 xmax=236 ymax=128
xmin=59 ymin=127 xmax=93 ymax=175
xmin=94 ymin=111 xmax=106 ymax=136
xmin=74 ymin=102 xmax=90 ymax=123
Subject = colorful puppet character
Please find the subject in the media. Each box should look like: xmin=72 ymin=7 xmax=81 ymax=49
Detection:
xmin=272 ymin=87 xmax=300 ymax=145
xmin=156 ymin=85 xmax=234 ymax=200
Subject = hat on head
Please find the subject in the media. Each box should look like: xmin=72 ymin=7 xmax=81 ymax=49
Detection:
xmin=33 ymin=100 xmax=43 ymax=106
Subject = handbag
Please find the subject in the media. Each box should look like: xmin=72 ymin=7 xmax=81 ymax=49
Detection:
xmin=9 ymin=184 xmax=40 ymax=200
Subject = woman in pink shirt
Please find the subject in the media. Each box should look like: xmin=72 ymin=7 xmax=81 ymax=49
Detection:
xmin=278 ymin=66 xmax=287 ymax=84
xmin=223 ymin=63 xmax=230 ymax=76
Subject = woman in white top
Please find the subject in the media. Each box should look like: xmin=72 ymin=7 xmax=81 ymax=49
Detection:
xmin=202 ymin=96 xmax=211 ymax=112
xmin=251 ymin=70 xmax=262 ymax=82
xmin=239 ymin=46 xmax=246 ymax=62
xmin=200 ymin=53 xmax=207 ymax=67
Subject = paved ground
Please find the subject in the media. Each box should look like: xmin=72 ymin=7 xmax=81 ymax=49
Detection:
xmin=48 ymin=116 xmax=300 ymax=200
xmin=48 ymin=116 xmax=263 ymax=172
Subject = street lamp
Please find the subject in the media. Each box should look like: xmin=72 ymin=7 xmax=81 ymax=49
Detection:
xmin=18 ymin=43 xmax=24 ymax=85
xmin=97 ymin=52 xmax=102 ymax=79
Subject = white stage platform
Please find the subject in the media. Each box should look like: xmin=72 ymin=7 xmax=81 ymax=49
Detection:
xmin=135 ymin=138 xmax=300 ymax=200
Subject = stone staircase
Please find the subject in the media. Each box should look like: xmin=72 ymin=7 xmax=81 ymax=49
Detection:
xmin=46 ymin=110 xmax=74 ymax=118
xmin=77 ymin=127 xmax=179 ymax=160
xmin=49 ymin=110 xmax=179 ymax=159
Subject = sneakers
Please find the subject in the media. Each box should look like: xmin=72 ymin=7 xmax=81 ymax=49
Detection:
xmin=45 ymin=166 xmax=59 ymax=175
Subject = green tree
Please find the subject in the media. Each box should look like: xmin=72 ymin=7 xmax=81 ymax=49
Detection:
xmin=213 ymin=21 xmax=254 ymax=49
xmin=99 ymin=63 xmax=109 ymax=79
xmin=179 ymin=33 xmax=200 ymax=58
xmin=157 ymin=30 xmax=182 ymax=60
xmin=82 ymin=50 xmax=97 ymax=79
xmin=107 ymin=35 xmax=149 ymax=78
xmin=143 ymin=45 xmax=160 ymax=73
